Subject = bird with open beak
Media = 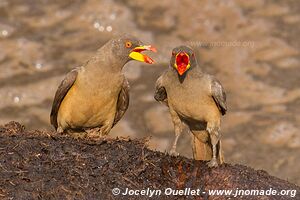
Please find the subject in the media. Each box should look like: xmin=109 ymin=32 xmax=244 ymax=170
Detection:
xmin=154 ymin=46 xmax=227 ymax=167
xmin=50 ymin=35 xmax=156 ymax=137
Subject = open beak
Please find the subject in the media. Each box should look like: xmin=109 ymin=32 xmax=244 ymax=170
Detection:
xmin=129 ymin=45 xmax=157 ymax=64
xmin=175 ymin=52 xmax=190 ymax=76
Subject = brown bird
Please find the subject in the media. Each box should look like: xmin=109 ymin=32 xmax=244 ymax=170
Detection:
xmin=154 ymin=46 xmax=227 ymax=167
xmin=50 ymin=35 xmax=156 ymax=136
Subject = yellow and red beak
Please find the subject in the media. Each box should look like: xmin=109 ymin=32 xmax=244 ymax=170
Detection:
xmin=174 ymin=52 xmax=190 ymax=76
xmin=129 ymin=45 xmax=157 ymax=64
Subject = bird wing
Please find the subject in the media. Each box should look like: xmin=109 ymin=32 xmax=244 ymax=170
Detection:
xmin=211 ymin=77 xmax=227 ymax=115
xmin=154 ymin=75 xmax=168 ymax=106
xmin=50 ymin=69 xmax=78 ymax=129
xmin=112 ymin=78 xmax=130 ymax=127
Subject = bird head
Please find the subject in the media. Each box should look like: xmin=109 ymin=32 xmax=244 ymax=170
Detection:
xmin=112 ymin=35 xmax=157 ymax=64
xmin=170 ymin=46 xmax=196 ymax=76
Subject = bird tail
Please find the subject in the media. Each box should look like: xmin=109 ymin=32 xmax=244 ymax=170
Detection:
xmin=192 ymin=130 xmax=224 ymax=164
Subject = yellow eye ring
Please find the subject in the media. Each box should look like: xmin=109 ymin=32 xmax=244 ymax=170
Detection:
xmin=125 ymin=41 xmax=132 ymax=48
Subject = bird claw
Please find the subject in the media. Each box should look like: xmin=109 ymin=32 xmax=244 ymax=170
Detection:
xmin=169 ymin=148 xmax=179 ymax=156
xmin=57 ymin=126 xmax=64 ymax=134
xmin=207 ymin=158 xmax=219 ymax=168
xmin=67 ymin=130 xmax=87 ymax=139
xmin=84 ymin=127 xmax=103 ymax=139
xmin=89 ymin=134 xmax=105 ymax=141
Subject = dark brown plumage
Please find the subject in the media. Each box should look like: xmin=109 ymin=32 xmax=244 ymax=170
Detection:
xmin=50 ymin=69 xmax=78 ymax=130
xmin=112 ymin=78 xmax=130 ymax=127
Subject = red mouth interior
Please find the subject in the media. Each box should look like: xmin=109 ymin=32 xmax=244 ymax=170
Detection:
xmin=143 ymin=55 xmax=154 ymax=64
xmin=132 ymin=46 xmax=157 ymax=53
xmin=176 ymin=52 xmax=189 ymax=75
xmin=132 ymin=46 xmax=156 ymax=64
xmin=132 ymin=48 xmax=145 ymax=53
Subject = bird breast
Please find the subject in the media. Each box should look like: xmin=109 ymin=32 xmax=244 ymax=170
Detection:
xmin=166 ymin=77 xmax=220 ymax=122
xmin=58 ymin=72 xmax=124 ymax=128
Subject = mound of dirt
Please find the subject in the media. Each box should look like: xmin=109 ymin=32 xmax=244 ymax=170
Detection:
xmin=0 ymin=122 xmax=299 ymax=200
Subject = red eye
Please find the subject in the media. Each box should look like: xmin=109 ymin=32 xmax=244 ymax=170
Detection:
xmin=192 ymin=53 xmax=195 ymax=57
xmin=125 ymin=41 xmax=132 ymax=48
xmin=172 ymin=52 xmax=176 ymax=56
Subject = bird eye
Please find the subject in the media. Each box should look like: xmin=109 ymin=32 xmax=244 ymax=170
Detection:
xmin=192 ymin=53 xmax=195 ymax=57
xmin=125 ymin=41 xmax=132 ymax=48
xmin=172 ymin=52 xmax=176 ymax=56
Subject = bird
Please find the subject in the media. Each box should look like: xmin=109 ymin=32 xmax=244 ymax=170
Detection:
xmin=154 ymin=45 xmax=227 ymax=167
xmin=50 ymin=35 xmax=156 ymax=137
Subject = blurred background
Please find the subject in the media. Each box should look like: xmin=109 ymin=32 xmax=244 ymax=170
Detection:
xmin=0 ymin=0 xmax=299 ymax=185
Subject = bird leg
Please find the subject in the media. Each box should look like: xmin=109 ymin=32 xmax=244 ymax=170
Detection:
xmin=170 ymin=124 xmax=182 ymax=155
xmin=169 ymin=109 xmax=182 ymax=156
xmin=207 ymin=125 xmax=220 ymax=168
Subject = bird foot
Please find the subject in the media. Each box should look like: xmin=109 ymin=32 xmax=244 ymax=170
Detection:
xmin=169 ymin=148 xmax=179 ymax=156
xmin=84 ymin=127 xmax=103 ymax=139
xmin=69 ymin=131 xmax=87 ymax=139
xmin=89 ymin=134 xmax=105 ymax=141
xmin=57 ymin=126 xmax=64 ymax=134
xmin=207 ymin=158 xmax=219 ymax=168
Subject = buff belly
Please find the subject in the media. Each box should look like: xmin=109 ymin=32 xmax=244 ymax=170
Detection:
xmin=168 ymin=86 xmax=221 ymax=124
xmin=57 ymin=83 xmax=118 ymax=130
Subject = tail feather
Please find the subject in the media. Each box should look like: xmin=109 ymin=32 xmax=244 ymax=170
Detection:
xmin=193 ymin=134 xmax=212 ymax=160
xmin=192 ymin=130 xmax=224 ymax=164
